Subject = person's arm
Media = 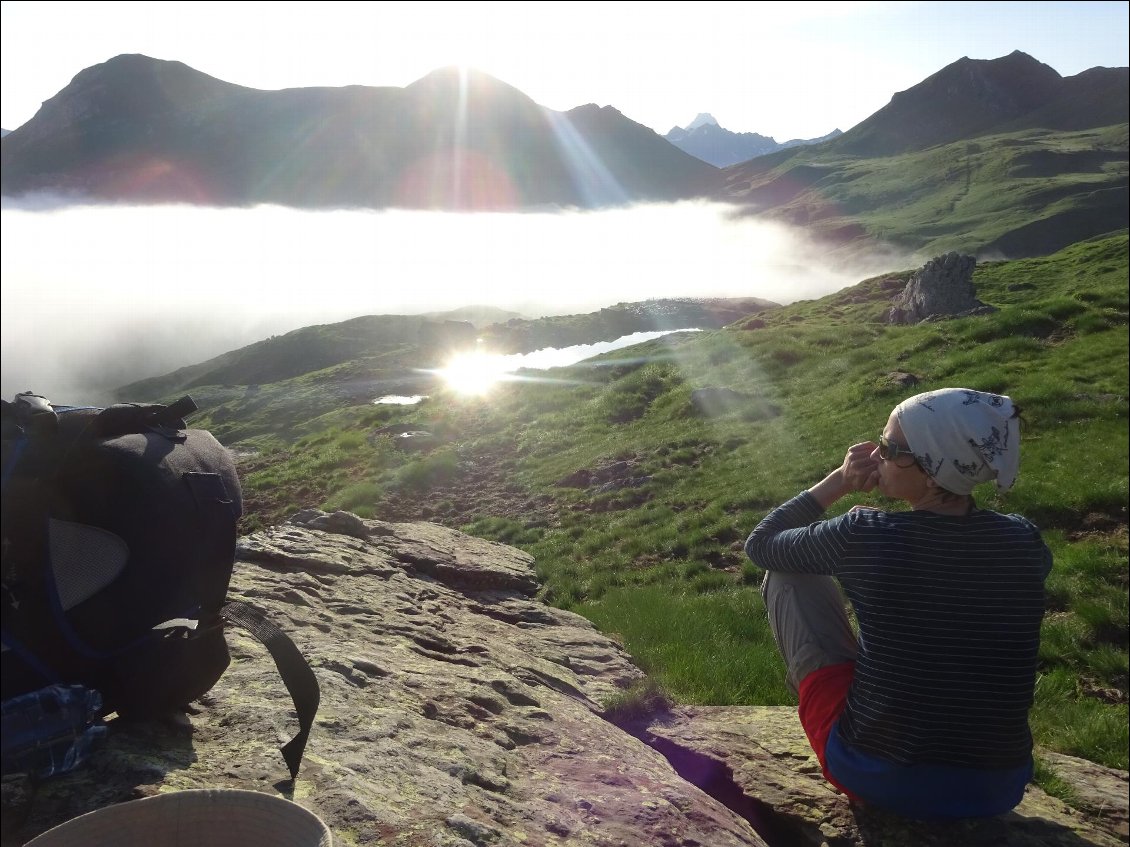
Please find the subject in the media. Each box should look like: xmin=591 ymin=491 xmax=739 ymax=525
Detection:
xmin=808 ymin=441 xmax=879 ymax=508
xmin=744 ymin=441 xmax=879 ymax=573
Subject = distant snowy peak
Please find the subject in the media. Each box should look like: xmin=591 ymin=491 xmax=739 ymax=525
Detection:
xmin=665 ymin=117 xmax=843 ymax=168
xmin=685 ymin=113 xmax=719 ymax=131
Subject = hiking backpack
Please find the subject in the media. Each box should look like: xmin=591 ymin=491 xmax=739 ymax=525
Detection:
xmin=1 ymin=392 xmax=319 ymax=779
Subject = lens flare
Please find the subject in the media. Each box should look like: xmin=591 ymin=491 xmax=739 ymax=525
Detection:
xmin=435 ymin=350 xmax=517 ymax=395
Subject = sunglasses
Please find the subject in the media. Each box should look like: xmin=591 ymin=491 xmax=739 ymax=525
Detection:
xmin=878 ymin=435 xmax=917 ymax=463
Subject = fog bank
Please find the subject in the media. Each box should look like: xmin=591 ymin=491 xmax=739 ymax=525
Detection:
xmin=1 ymin=198 xmax=913 ymax=405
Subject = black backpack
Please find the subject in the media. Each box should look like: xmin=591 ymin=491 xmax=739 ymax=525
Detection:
xmin=1 ymin=392 xmax=319 ymax=779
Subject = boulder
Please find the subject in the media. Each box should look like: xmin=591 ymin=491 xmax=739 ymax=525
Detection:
xmin=887 ymin=252 xmax=985 ymax=324
xmin=4 ymin=513 xmax=1125 ymax=847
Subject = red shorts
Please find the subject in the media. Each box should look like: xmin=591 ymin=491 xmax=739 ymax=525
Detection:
xmin=797 ymin=660 xmax=860 ymax=800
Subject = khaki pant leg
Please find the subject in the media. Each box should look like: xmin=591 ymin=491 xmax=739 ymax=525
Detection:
xmin=761 ymin=570 xmax=858 ymax=695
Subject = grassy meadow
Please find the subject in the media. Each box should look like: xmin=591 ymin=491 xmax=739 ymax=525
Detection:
xmin=196 ymin=233 xmax=1128 ymax=781
xmin=727 ymin=123 xmax=1129 ymax=259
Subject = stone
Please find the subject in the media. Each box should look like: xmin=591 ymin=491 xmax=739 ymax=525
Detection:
xmin=3 ymin=515 xmax=766 ymax=847
xmin=1036 ymin=751 xmax=1129 ymax=841
xmin=631 ymin=705 xmax=1128 ymax=847
xmin=883 ymin=371 xmax=921 ymax=389
xmin=5 ymin=515 xmax=1125 ymax=847
xmin=887 ymin=252 xmax=985 ymax=324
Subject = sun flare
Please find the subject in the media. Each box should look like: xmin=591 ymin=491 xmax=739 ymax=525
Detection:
xmin=436 ymin=350 xmax=516 ymax=396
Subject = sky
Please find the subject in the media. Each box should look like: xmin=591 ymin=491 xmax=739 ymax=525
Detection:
xmin=2 ymin=1 xmax=1128 ymax=140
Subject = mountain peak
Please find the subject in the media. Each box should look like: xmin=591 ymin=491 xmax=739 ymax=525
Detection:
xmin=406 ymin=65 xmax=518 ymax=92
xmin=833 ymin=50 xmax=1066 ymax=156
xmin=685 ymin=113 xmax=719 ymax=131
xmin=400 ymin=65 xmax=540 ymax=110
xmin=1 ymin=55 xmax=718 ymax=209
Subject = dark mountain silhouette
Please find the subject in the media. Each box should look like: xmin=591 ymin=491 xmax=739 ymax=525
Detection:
xmin=715 ymin=51 xmax=1128 ymax=259
xmin=1002 ymin=64 xmax=1130 ymax=133
xmin=3 ymin=50 xmax=1125 ymax=259
xmin=828 ymin=50 xmax=1127 ymax=157
xmin=0 ymin=55 xmax=720 ymax=209
xmin=666 ymin=115 xmax=842 ymax=167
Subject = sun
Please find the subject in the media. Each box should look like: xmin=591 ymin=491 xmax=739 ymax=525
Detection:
xmin=435 ymin=350 xmax=517 ymax=396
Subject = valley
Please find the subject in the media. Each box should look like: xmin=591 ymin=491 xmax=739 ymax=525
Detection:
xmin=164 ymin=235 xmax=1129 ymax=784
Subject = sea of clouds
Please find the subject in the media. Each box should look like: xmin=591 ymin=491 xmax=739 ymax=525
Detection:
xmin=0 ymin=197 xmax=915 ymax=404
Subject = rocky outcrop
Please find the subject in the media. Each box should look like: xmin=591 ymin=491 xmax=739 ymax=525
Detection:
xmin=886 ymin=252 xmax=996 ymax=324
xmin=630 ymin=706 xmax=1129 ymax=847
xmin=4 ymin=512 xmax=1126 ymax=847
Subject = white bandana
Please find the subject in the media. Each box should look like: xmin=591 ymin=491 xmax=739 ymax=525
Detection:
xmin=894 ymin=388 xmax=1020 ymax=495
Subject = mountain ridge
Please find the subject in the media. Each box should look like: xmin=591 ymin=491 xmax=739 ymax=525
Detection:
xmin=829 ymin=50 xmax=1127 ymax=157
xmin=716 ymin=51 xmax=1128 ymax=258
xmin=0 ymin=54 xmax=720 ymax=209
xmin=665 ymin=117 xmax=842 ymax=167
xmin=2 ymin=50 xmax=1126 ymax=258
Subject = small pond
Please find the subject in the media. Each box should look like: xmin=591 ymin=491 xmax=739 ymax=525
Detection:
xmin=436 ymin=328 xmax=701 ymax=395
xmin=373 ymin=394 xmax=429 ymax=405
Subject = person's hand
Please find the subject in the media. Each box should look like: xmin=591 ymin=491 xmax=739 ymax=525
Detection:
xmin=839 ymin=441 xmax=880 ymax=493
xmin=808 ymin=441 xmax=879 ymax=508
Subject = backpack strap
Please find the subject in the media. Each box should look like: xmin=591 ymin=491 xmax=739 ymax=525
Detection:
xmin=91 ymin=395 xmax=198 ymax=439
xmin=220 ymin=600 xmax=320 ymax=781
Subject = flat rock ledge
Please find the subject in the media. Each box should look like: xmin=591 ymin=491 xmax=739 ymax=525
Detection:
xmin=4 ymin=511 xmax=1125 ymax=847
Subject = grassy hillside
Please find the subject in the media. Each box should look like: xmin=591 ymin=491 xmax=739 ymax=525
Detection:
xmin=187 ymin=234 xmax=1128 ymax=779
xmin=118 ymin=299 xmax=778 ymax=405
xmin=723 ymin=124 xmax=1128 ymax=259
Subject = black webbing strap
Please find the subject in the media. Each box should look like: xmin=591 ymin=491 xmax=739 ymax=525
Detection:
xmin=220 ymin=600 xmax=320 ymax=780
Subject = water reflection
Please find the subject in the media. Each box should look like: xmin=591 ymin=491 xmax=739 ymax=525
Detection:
xmin=373 ymin=394 xmax=428 ymax=405
xmin=435 ymin=329 xmax=700 ymax=395
xmin=1 ymin=200 xmax=897 ymax=404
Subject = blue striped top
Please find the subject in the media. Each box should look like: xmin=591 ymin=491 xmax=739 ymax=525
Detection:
xmin=745 ymin=492 xmax=1052 ymax=775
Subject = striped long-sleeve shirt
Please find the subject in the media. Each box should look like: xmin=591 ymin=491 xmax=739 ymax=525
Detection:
xmin=745 ymin=492 xmax=1052 ymax=771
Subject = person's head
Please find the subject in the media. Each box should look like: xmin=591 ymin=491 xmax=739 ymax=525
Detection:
xmin=872 ymin=415 xmax=936 ymax=503
xmin=872 ymin=388 xmax=1021 ymax=506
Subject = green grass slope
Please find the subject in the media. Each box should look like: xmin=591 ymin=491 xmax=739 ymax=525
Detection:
xmin=188 ymin=234 xmax=1127 ymax=776
xmin=115 ymin=315 xmax=436 ymax=402
xmin=723 ymin=124 xmax=1128 ymax=260
xmin=468 ymin=235 xmax=1129 ymax=774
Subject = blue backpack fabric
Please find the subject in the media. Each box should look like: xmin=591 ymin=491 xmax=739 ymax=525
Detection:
xmin=1 ymin=392 xmax=318 ymax=780
xmin=1 ymin=684 xmax=107 ymax=779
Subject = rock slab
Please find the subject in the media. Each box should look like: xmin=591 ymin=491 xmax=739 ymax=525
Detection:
xmin=633 ymin=705 xmax=1129 ymax=847
xmin=3 ymin=511 xmax=1125 ymax=847
xmin=4 ymin=512 xmax=767 ymax=847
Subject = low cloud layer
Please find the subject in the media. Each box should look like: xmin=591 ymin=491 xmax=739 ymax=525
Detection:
xmin=1 ymin=197 xmax=914 ymax=405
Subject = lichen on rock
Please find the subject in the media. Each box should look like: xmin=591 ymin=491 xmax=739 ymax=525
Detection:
xmin=3 ymin=512 xmax=1125 ymax=847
